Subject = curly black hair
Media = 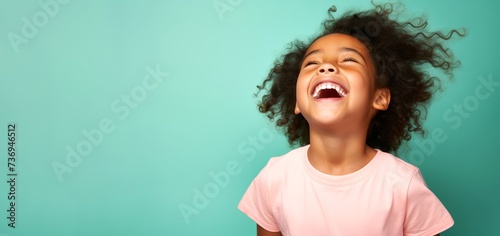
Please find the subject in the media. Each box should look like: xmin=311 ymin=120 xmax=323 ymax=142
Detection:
xmin=256 ymin=2 xmax=465 ymax=153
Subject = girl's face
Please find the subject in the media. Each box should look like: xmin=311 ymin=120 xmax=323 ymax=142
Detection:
xmin=294 ymin=33 xmax=389 ymax=132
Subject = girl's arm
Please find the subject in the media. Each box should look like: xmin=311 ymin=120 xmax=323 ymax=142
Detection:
xmin=257 ymin=224 xmax=282 ymax=236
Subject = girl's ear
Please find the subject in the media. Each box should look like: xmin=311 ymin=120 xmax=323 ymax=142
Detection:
xmin=373 ymin=88 xmax=391 ymax=111
xmin=294 ymin=102 xmax=301 ymax=114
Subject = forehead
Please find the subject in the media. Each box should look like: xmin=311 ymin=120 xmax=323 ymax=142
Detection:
xmin=305 ymin=33 xmax=370 ymax=55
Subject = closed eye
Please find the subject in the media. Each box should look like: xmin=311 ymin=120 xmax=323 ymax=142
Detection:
xmin=304 ymin=60 xmax=320 ymax=67
xmin=342 ymin=57 xmax=359 ymax=63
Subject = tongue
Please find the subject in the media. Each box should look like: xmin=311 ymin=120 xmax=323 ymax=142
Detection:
xmin=318 ymin=89 xmax=341 ymax=98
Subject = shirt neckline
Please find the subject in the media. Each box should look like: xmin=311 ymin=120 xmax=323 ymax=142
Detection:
xmin=302 ymin=145 xmax=383 ymax=187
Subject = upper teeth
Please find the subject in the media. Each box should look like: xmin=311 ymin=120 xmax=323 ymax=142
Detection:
xmin=312 ymin=82 xmax=347 ymax=98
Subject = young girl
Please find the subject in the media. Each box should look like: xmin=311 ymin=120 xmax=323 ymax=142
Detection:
xmin=238 ymin=2 xmax=464 ymax=236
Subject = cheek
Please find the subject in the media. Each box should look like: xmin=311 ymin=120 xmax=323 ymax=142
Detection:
xmin=295 ymin=82 xmax=306 ymax=102
xmin=297 ymin=70 xmax=314 ymax=87
xmin=350 ymin=69 xmax=375 ymax=88
xmin=296 ymin=75 xmax=309 ymax=92
xmin=348 ymin=79 xmax=376 ymax=102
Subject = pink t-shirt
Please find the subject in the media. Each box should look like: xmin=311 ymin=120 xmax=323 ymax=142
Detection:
xmin=238 ymin=145 xmax=453 ymax=236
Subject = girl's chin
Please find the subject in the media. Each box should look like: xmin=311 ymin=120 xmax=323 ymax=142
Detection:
xmin=306 ymin=116 xmax=345 ymax=128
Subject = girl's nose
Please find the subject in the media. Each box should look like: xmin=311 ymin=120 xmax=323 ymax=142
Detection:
xmin=317 ymin=64 xmax=337 ymax=75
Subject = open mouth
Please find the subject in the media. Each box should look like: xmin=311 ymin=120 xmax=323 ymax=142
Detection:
xmin=312 ymin=82 xmax=348 ymax=99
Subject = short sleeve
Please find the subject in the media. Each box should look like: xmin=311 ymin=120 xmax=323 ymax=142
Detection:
xmin=238 ymin=160 xmax=280 ymax=232
xmin=404 ymin=169 xmax=454 ymax=236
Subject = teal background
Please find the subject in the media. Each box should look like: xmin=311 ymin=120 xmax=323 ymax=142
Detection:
xmin=0 ymin=0 xmax=499 ymax=235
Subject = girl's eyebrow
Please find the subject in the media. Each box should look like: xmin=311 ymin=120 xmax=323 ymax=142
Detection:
xmin=300 ymin=49 xmax=322 ymax=66
xmin=340 ymin=47 xmax=367 ymax=63
xmin=302 ymin=47 xmax=367 ymax=63
xmin=303 ymin=49 xmax=321 ymax=59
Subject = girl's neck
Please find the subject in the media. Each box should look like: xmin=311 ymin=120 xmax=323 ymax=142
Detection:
xmin=307 ymin=128 xmax=376 ymax=176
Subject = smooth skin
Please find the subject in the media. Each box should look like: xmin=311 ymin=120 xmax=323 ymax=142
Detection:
xmin=294 ymin=33 xmax=389 ymax=176
xmin=256 ymin=34 xmax=440 ymax=236
xmin=257 ymin=225 xmax=282 ymax=236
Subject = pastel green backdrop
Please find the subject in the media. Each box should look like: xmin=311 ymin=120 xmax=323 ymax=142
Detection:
xmin=0 ymin=0 xmax=498 ymax=235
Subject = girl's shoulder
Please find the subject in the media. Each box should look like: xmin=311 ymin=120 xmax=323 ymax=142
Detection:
xmin=253 ymin=146 xmax=308 ymax=186
xmin=374 ymin=149 xmax=423 ymax=185
xmin=265 ymin=145 xmax=308 ymax=168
